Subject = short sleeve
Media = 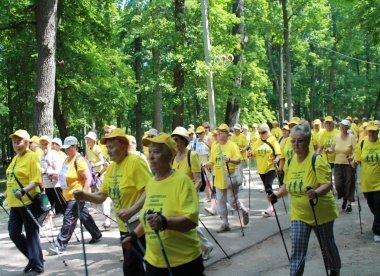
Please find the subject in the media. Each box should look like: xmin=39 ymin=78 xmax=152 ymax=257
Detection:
xmin=132 ymin=156 xmax=152 ymax=191
xmin=76 ymin=157 xmax=89 ymax=173
xmin=29 ymin=152 xmax=42 ymax=184
xmin=178 ymin=175 xmax=199 ymax=224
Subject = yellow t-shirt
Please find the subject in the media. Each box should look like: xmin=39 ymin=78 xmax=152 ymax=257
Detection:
xmin=355 ymin=138 xmax=380 ymax=192
xmin=250 ymin=131 xmax=260 ymax=144
xmin=172 ymin=150 xmax=201 ymax=181
xmin=351 ymin=123 xmax=359 ymax=137
xmin=86 ymin=144 xmax=103 ymax=173
xmin=99 ymin=143 xmax=110 ymax=161
xmin=209 ymin=141 xmax=241 ymax=189
xmin=100 ymin=154 xmax=151 ymax=232
xmin=271 ymin=127 xmax=282 ymax=140
xmin=59 ymin=155 xmax=88 ymax=201
xmin=319 ymin=129 xmax=339 ymax=164
xmin=281 ymin=137 xmax=294 ymax=164
xmin=284 ymin=153 xmax=338 ymax=225
xmin=333 ymin=134 xmax=357 ymax=164
xmin=6 ymin=150 xmax=42 ymax=207
xmin=251 ymin=136 xmax=281 ymax=174
xmin=55 ymin=150 xmax=67 ymax=161
xmin=230 ymin=133 xmax=248 ymax=160
xmin=141 ymin=171 xmax=201 ymax=268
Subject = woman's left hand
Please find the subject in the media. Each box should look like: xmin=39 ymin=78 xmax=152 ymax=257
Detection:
xmin=306 ymin=188 xmax=317 ymax=200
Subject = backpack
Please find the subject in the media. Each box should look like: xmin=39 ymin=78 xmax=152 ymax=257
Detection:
xmin=287 ymin=153 xmax=318 ymax=173
xmin=174 ymin=150 xmax=207 ymax=192
xmin=72 ymin=155 xmax=98 ymax=192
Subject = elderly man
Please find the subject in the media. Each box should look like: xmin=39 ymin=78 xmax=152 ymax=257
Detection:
xmin=74 ymin=128 xmax=152 ymax=276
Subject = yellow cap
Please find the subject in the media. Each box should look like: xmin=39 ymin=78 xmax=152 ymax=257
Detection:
xmin=39 ymin=135 xmax=51 ymax=143
xmin=188 ymin=128 xmax=195 ymax=134
xmin=30 ymin=136 xmax=40 ymax=144
xmin=216 ymin=123 xmax=229 ymax=132
xmin=324 ymin=116 xmax=333 ymax=122
xmin=362 ymin=122 xmax=368 ymax=128
xmin=196 ymin=126 xmax=205 ymax=134
xmin=100 ymin=128 xmax=129 ymax=145
xmin=9 ymin=129 xmax=30 ymax=141
xmin=282 ymin=125 xmax=290 ymax=131
xmin=346 ymin=116 xmax=353 ymax=121
xmin=289 ymin=117 xmax=301 ymax=125
xmin=366 ymin=121 xmax=379 ymax=131
xmin=142 ymin=132 xmax=177 ymax=156
xmin=313 ymin=119 xmax=322 ymax=125
xmin=353 ymin=117 xmax=359 ymax=121
xmin=252 ymin=123 xmax=258 ymax=128
xmin=103 ymin=124 xmax=116 ymax=130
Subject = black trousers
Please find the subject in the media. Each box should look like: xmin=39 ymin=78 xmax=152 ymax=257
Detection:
xmin=8 ymin=207 xmax=44 ymax=272
xmin=145 ymin=255 xmax=204 ymax=276
xmin=364 ymin=191 xmax=380 ymax=235
xmin=120 ymin=231 xmax=146 ymax=276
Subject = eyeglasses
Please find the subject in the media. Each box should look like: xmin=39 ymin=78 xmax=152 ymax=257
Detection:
xmin=204 ymin=126 xmax=210 ymax=129
xmin=259 ymin=131 xmax=267 ymax=135
xmin=291 ymin=139 xmax=305 ymax=144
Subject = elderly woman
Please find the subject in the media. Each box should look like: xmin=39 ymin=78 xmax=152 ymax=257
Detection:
xmin=251 ymin=123 xmax=282 ymax=216
xmin=354 ymin=121 xmax=380 ymax=242
xmin=269 ymin=125 xmax=341 ymax=275
xmin=206 ymin=124 xmax=249 ymax=233
xmin=1 ymin=130 xmax=44 ymax=274
xmin=51 ymin=136 xmax=102 ymax=254
xmin=74 ymin=128 xmax=151 ymax=275
xmin=171 ymin=126 xmax=214 ymax=261
xmin=122 ymin=132 xmax=204 ymax=275
xmin=327 ymin=119 xmax=357 ymax=213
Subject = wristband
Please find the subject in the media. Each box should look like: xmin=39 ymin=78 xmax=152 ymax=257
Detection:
xmin=19 ymin=188 xmax=26 ymax=196
xmin=157 ymin=212 xmax=168 ymax=231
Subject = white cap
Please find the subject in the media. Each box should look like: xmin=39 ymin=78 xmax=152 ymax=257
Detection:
xmin=52 ymin=138 xmax=63 ymax=147
xmin=340 ymin=119 xmax=351 ymax=127
xmin=85 ymin=131 xmax=97 ymax=141
xmin=233 ymin=123 xmax=241 ymax=130
xmin=148 ymin=128 xmax=158 ymax=136
xmin=62 ymin=136 xmax=78 ymax=149
xmin=171 ymin=126 xmax=190 ymax=142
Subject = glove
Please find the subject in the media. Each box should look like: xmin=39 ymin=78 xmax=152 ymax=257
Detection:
xmin=266 ymin=189 xmax=278 ymax=205
xmin=0 ymin=195 xmax=5 ymax=207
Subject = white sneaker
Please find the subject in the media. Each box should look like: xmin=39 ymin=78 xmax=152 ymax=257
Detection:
xmin=374 ymin=235 xmax=380 ymax=242
xmin=202 ymin=244 xmax=214 ymax=261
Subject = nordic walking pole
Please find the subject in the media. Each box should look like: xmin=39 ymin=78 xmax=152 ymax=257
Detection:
xmin=18 ymin=197 xmax=68 ymax=267
xmin=306 ymin=187 xmax=329 ymax=276
xmin=0 ymin=197 xmax=10 ymax=216
xmin=266 ymin=188 xmax=290 ymax=262
xmin=77 ymin=202 xmax=89 ymax=276
xmin=248 ymin=156 xmax=251 ymax=210
xmin=147 ymin=210 xmax=173 ymax=276
xmin=226 ymin=162 xmax=245 ymax=237
xmin=325 ymin=151 xmax=335 ymax=196
xmin=274 ymin=163 xmax=287 ymax=214
xmin=124 ymin=220 xmax=146 ymax=255
xmin=1 ymin=204 xmax=9 ymax=216
xmin=198 ymin=217 xmax=230 ymax=259
xmin=353 ymin=167 xmax=363 ymax=234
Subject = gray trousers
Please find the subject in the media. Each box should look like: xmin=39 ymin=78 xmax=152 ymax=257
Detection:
xmin=216 ymin=184 xmax=247 ymax=221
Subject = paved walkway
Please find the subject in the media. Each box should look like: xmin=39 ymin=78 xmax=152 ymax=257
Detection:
xmin=0 ymin=167 xmax=374 ymax=275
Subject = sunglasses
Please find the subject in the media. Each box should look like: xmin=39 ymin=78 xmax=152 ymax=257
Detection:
xmin=291 ymin=139 xmax=305 ymax=144
xmin=259 ymin=131 xmax=267 ymax=135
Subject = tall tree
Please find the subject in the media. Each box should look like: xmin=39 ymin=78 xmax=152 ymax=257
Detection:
xmin=33 ymin=0 xmax=58 ymax=136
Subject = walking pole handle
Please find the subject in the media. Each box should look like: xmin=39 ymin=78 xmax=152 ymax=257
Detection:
xmin=306 ymin=186 xmax=318 ymax=206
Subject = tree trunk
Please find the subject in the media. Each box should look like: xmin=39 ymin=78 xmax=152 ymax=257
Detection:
xmin=327 ymin=1 xmax=338 ymax=116
xmin=225 ymin=0 xmax=244 ymax=126
xmin=33 ymin=0 xmax=58 ymax=136
xmin=53 ymin=88 xmax=68 ymax=139
xmin=266 ymin=37 xmax=284 ymax=124
xmin=134 ymin=36 xmax=143 ymax=151
xmin=152 ymin=47 xmax=163 ymax=132
xmin=374 ymin=90 xmax=380 ymax=119
xmin=172 ymin=0 xmax=185 ymax=128
xmin=281 ymin=0 xmax=293 ymax=119
xmin=278 ymin=46 xmax=284 ymax=123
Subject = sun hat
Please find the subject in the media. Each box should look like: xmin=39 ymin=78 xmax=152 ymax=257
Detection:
xmin=216 ymin=123 xmax=229 ymax=132
xmin=85 ymin=131 xmax=97 ymax=142
xmin=52 ymin=138 xmax=63 ymax=147
xmin=100 ymin=128 xmax=129 ymax=145
xmin=142 ymin=133 xmax=177 ymax=156
xmin=366 ymin=121 xmax=379 ymax=131
xmin=9 ymin=129 xmax=30 ymax=141
xmin=171 ymin=127 xmax=190 ymax=142
xmin=39 ymin=135 xmax=52 ymax=143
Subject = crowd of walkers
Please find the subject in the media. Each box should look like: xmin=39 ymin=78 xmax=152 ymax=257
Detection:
xmin=0 ymin=115 xmax=379 ymax=275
